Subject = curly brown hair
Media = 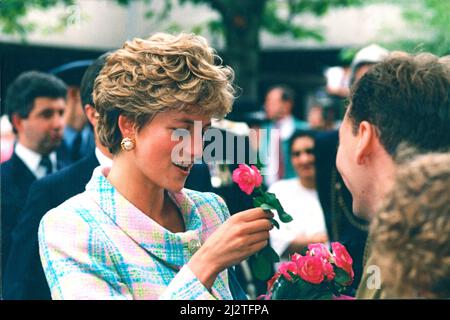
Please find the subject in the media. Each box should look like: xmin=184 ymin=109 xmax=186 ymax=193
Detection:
xmin=349 ymin=52 xmax=450 ymax=155
xmin=93 ymin=32 xmax=235 ymax=154
xmin=370 ymin=151 xmax=450 ymax=298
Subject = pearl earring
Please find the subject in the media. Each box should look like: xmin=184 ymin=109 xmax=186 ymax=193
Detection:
xmin=121 ymin=137 xmax=135 ymax=151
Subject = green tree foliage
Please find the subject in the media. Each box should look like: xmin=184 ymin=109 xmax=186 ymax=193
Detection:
xmin=395 ymin=0 xmax=450 ymax=55
xmin=0 ymin=0 xmax=362 ymax=97
xmin=0 ymin=0 xmax=74 ymax=38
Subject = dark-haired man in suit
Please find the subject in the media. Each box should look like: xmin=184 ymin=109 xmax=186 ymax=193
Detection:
xmin=1 ymin=71 xmax=70 ymax=275
xmin=2 ymin=55 xmax=112 ymax=300
xmin=50 ymin=60 xmax=96 ymax=162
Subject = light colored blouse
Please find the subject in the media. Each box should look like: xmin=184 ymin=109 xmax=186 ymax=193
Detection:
xmin=268 ymin=178 xmax=328 ymax=258
xmin=38 ymin=166 xmax=233 ymax=300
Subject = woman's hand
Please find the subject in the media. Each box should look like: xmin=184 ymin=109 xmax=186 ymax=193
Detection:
xmin=188 ymin=208 xmax=273 ymax=289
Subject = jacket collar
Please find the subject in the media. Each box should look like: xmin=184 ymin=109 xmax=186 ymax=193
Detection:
xmin=85 ymin=166 xmax=205 ymax=269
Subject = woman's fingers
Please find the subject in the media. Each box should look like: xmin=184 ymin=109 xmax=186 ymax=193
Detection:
xmin=247 ymin=240 xmax=269 ymax=255
xmin=242 ymin=218 xmax=274 ymax=234
xmin=244 ymin=230 xmax=271 ymax=246
xmin=234 ymin=207 xmax=273 ymax=222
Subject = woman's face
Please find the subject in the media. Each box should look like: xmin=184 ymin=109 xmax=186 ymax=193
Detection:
xmin=133 ymin=110 xmax=211 ymax=192
xmin=290 ymin=136 xmax=316 ymax=181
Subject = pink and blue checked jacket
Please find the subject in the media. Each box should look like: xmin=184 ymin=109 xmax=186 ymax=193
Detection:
xmin=38 ymin=166 xmax=234 ymax=300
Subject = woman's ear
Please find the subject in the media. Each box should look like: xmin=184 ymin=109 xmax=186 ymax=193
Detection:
xmin=118 ymin=114 xmax=135 ymax=138
xmin=355 ymin=121 xmax=376 ymax=165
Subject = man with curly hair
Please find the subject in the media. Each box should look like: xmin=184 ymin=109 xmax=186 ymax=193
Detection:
xmin=370 ymin=151 xmax=450 ymax=298
xmin=336 ymin=52 xmax=450 ymax=298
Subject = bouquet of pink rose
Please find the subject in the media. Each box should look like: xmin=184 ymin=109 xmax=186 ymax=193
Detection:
xmin=232 ymin=164 xmax=293 ymax=280
xmin=262 ymin=242 xmax=355 ymax=300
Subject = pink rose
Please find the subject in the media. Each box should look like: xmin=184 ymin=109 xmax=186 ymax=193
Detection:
xmin=295 ymin=255 xmax=325 ymax=284
xmin=278 ymin=262 xmax=297 ymax=281
xmin=307 ymin=243 xmax=332 ymax=261
xmin=331 ymin=242 xmax=354 ymax=280
xmin=232 ymin=164 xmax=263 ymax=195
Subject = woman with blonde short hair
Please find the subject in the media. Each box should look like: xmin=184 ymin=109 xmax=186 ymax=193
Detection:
xmin=38 ymin=33 xmax=272 ymax=300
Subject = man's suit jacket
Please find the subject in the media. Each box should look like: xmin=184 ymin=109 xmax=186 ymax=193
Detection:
xmin=1 ymin=152 xmax=36 ymax=273
xmin=1 ymin=146 xmax=71 ymax=273
xmin=3 ymin=151 xmax=99 ymax=299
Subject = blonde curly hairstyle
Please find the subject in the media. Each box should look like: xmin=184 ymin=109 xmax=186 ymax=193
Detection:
xmin=370 ymin=151 xmax=450 ymax=298
xmin=93 ymin=32 xmax=235 ymax=154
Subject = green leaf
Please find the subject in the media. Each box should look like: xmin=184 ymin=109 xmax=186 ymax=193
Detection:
xmin=270 ymin=218 xmax=280 ymax=229
xmin=262 ymin=192 xmax=293 ymax=223
xmin=262 ymin=245 xmax=280 ymax=263
xmin=334 ymin=268 xmax=352 ymax=286
xmin=253 ymin=197 xmax=264 ymax=208
xmin=271 ymin=277 xmax=296 ymax=300
xmin=294 ymin=278 xmax=318 ymax=298
xmin=249 ymin=245 xmax=280 ymax=281
xmin=250 ymin=253 xmax=272 ymax=281
xmin=260 ymin=203 xmax=275 ymax=211
xmin=279 ymin=211 xmax=293 ymax=223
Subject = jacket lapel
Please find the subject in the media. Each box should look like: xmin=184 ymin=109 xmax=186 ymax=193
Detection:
xmin=85 ymin=167 xmax=204 ymax=269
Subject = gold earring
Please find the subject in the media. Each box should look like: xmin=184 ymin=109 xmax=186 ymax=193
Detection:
xmin=121 ymin=137 xmax=135 ymax=151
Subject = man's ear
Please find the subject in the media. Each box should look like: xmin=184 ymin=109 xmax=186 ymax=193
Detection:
xmin=84 ymin=104 xmax=97 ymax=127
xmin=11 ymin=114 xmax=23 ymax=133
xmin=284 ymin=100 xmax=293 ymax=117
xmin=117 ymin=114 xmax=135 ymax=138
xmin=356 ymin=121 xmax=377 ymax=165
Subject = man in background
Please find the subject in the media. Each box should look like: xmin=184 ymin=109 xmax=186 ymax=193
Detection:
xmin=260 ymin=85 xmax=309 ymax=187
xmin=3 ymin=55 xmax=111 ymax=300
xmin=50 ymin=60 xmax=96 ymax=162
xmin=1 ymin=71 xmax=69 ymax=275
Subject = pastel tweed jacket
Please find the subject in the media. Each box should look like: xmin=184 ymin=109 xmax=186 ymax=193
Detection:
xmin=38 ymin=166 xmax=234 ymax=300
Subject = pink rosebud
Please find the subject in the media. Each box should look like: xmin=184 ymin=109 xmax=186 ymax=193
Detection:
xmin=331 ymin=242 xmax=354 ymax=280
xmin=307 ymin=243 xmax=332 ymax=261
xmin=332 ymin=294 xmax=355 ymax=300
xmin=323 ymin=261 xmax=335 ymax=281
xmin=267 ymin=272 xmax=281 ymax=293
xmin=232 ymin=164 xmax=263 ymax=195
xmin=295 ymin=255 xmax=325 ymax=284
xmin=290 ymin=253 xmax=303 ymax=263
xmin=278 ymin=262 xmax=297 ymax=281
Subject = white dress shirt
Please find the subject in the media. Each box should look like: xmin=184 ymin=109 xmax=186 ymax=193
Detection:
xmin=15 ymin=143 xmax=57 ymax=179
xmin=265 ymin=115 xmax=297 ymax=186
xmin=95 ymin=147 xmax=113 ymax=167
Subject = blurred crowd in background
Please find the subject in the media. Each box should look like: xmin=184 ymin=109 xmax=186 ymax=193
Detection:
xmin=1 ymin=0 xmax=448 ymax=301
